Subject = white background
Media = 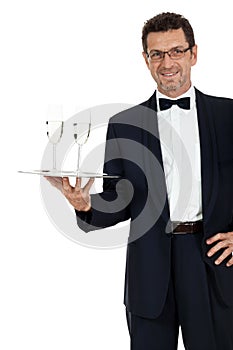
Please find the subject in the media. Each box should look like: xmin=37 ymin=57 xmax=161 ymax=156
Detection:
xmin=1 ymin=0 xmax=233 ymax=349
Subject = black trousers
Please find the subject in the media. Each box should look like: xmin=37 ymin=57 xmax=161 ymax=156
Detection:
xmin=126 ymin=232 xmax=233 ymax=350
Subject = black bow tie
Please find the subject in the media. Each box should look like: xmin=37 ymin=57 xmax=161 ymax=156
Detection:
xmin=159 ymin=97 xmax=190 ymax=111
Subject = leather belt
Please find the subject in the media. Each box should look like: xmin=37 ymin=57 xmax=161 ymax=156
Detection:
xmin=172 ymin=220 xmax=203 ymax=234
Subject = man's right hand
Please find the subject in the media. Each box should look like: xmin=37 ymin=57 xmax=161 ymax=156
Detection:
xmin=45 ymin=176 xmax=94 ymax=212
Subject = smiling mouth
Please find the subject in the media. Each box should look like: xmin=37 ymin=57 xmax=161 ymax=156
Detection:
xmin=160 ymin=71 xmax=179 ymax=78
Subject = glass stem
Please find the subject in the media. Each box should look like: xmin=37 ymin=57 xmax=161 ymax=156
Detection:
xmin=77 ymin=144 xmax=82 ymax=173
xmin=53 ymin=144 xmax=57 ymax=171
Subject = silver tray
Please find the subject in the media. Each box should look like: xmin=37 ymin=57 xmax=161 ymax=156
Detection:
xmin=18 ymin=170 xmax=120 ymax=178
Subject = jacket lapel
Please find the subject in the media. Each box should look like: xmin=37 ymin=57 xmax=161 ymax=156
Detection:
xmin=141 ymin=92 xmax=171 ymax=229
xmin=195 ymin=88 xmax=219 ymax=230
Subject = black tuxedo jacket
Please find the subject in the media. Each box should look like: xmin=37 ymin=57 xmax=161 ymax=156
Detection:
xmin=77 ymin=88 xmax=233 ymax=318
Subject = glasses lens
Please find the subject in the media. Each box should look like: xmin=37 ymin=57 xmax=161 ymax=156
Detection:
xmin=149 ymin=51 xmax=163 ymax=61
xmin=170 ymin=48 xmax=185 ymax=59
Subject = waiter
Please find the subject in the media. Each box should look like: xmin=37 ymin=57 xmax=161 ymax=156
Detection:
xmin=47 ymin=12 xmax=233 ymax=350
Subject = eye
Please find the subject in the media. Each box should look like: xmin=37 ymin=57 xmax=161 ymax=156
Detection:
xmin=149 ymin=50 xmax=162 ymax=60
xmin=174 ymin=48 xmax=183 ymax=54
xmin=171 ymin=48 xmax=184 ymax=57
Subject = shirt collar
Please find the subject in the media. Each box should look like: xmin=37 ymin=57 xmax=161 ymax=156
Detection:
xmin=156 ymin=85 xmax=196 ymax=112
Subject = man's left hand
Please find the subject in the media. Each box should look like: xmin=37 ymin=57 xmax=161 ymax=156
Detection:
xmin=206 ymin=232 xmax=233 ymax=267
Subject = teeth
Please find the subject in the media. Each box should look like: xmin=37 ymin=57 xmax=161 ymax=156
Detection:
xmin=163 ymin=73 xmax=176 ymax=76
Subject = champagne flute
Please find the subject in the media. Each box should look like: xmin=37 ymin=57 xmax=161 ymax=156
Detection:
xmin=73 ymin=117 xmax=91 ymax=174
xmin=46 ymin=120 xmax=64 ymax=171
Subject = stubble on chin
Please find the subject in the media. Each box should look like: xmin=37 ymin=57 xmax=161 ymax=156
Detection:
xmin=158 ymin=75 xmax=187 ymax=93
xmin=160 ymin=81 xmax=182 ymax=92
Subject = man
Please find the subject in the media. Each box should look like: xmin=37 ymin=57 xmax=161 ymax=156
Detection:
xmin=47 ymin=13 xmax=233 ymax=350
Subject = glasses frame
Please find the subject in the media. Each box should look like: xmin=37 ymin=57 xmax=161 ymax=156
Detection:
xmin=146 ymin=46 xmax=193 ymax=62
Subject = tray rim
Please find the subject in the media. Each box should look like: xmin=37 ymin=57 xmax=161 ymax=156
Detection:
xmin=18 ymin=170 xmax=120 ymax=178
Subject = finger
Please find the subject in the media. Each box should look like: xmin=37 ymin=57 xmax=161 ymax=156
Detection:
xmin=83 ymin=178 xmax=95 ymax=193
xmin=62 ymin=177 xmax=72 ymax=192
xmin=45 ymin=176 xmax=61 ymax=182
xmin=226 ymin=255 xmax=233 ymax=267
xmin=207 ymin=240 xmax=226 ymax=257
xmin=214 ymin=248 xmax=232 ymax=265
xmin=75 ymin=177 xmax=82 ymax=192
xmin=206 ymin=233 xmax=224 ymax=245
xmin=44 ymin=176 xmax=63 ymax=189
xmin=50 ymin=176 xmax=63 ymax=184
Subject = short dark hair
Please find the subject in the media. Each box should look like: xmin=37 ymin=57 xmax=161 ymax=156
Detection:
xmin=142 ymin=12 xmax=195 ymax=53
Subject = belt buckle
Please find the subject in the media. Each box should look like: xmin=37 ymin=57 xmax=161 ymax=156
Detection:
xmin=171 ymin=221 xmax=181 ymax=233
xmin=172 ymin=221 xmax=194 ymax=234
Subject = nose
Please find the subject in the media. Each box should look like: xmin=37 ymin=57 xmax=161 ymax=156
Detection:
xmin=161 ymin=52 xmax=174 ymax=68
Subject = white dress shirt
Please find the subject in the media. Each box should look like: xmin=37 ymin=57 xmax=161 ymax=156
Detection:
xmin=157 ymin=86 xmax=203 ymax=222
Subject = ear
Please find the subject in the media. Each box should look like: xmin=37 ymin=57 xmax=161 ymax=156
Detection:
xmin=191 ymin=44 xmax=198 ymax=67
xmin=142 ymin=51 xmax=150 ymax=69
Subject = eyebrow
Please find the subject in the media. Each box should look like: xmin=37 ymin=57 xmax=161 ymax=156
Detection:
xmin=148 ymin=45 xmax=187 ymax=53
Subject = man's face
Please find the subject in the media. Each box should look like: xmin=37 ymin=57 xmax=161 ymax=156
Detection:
xmin=143 ymin=28 xmax=197 ymax=98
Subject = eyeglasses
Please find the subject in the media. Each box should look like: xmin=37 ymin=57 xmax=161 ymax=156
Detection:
xmin=147 ymin=46 xmax=193 ymax=62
